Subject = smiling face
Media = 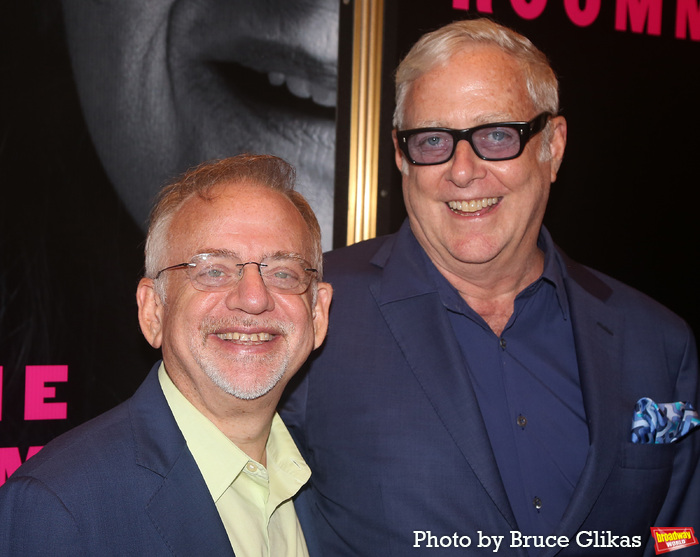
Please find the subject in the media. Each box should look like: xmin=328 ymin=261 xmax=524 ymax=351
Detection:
xmin=62 ymin=0 xmax=338 ymax=248
xmin=137 ymin=181 xmax=332 ymax=408
xmin=394 ymin=45 xmax=566 ymax=283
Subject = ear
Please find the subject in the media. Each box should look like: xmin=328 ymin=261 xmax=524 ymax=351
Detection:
xmin=392 ymin=129 xmax=405 ymax=173
xmin=136 ymin=278 xmax=164 ymax=349
xmin=311 ymin=281 xmax=333 ymax=350
xmin=548 ymin=115 xmax=567 ymax=183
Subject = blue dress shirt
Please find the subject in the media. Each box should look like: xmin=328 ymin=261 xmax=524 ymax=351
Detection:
xmin=425 ymin=228 xmax=589 ymax=548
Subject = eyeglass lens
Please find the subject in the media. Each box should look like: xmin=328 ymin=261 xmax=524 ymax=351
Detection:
xmin=186 ymin=253 xmax=315 ymax=294
xmin=406 ymin=124 xmax=524 ymax=164
xmin=400 ymin=113 xmax=550 ymax=165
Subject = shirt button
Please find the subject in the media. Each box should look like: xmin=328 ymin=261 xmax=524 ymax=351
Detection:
xmin=246 ymin=462 xmax=258 ymax=472
xmin=517 ymin=415 xmax=527 ymax=427
xmin=533 ymin=497 xmax=542 ymax=510
xmin=499 ymin=338 xmax=507 ymax=349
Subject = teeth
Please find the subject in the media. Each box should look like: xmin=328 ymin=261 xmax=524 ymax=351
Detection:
xmin=268 ymin=72 xmax=285 ymax=87
xmin=448 ymin=198 xmax=499 ymax=213
xmin=217 ymin=332 xmax=272 ymax=342
xmin=286 ymin=75 xmax=311 ymax=99
xmin=309 ymin=83 xmax=336 ymax=107
xmin=267 ymin=72 xmax=337 ymax=107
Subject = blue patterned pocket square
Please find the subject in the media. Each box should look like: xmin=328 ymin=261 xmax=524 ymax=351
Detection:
xmin=631 ymin=397 xmax=700 ymax=444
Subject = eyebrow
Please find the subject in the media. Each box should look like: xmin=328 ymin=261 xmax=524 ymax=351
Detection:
xmin=196 ymin=248 xmax=310 ymax=264
xmin=411 ymin=113 xmax=519 ymax=129
xmin=198 ymin=248 xmax=240 ymax=259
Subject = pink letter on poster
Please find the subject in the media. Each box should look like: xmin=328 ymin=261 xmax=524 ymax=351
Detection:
xmin=453 ymin=0 xmax=493 ymax=12
xmin=26 ymin=446 xmax=43 ymax=459
xmin=564 ymin=0 xmax=601 ymax=27
xmin=0 ymin=448 xmax=22 ymax=485
xmin=24 ymin=365 xmax=68 ymax=420
xmin=615 ymin=0 xmax=662 ymax=35
xmin=676 ymin=0 xmax=700 ymax=39
xmin=511 ymin=0 xmax=547 ymax=20
xmin=0 ymin=446 xmax=43 ymax=486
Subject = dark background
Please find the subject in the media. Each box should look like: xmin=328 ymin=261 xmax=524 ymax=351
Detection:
xmin=1 ymin=0 xmax=698 ymax=469
xmin=1 ymin=1 xmax=157 ymax=455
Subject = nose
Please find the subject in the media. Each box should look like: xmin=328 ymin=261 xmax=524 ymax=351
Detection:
xmin=225 ymin=264 xmax=275 ymax=314
xmin=447 ymin=139 xmax=486 ymax=187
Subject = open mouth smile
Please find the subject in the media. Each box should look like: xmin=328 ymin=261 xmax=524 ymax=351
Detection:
xmin=448 ymin=198 xmax=500 ymax=214
xmin=216 ymin=332 xmax=273 ymax=344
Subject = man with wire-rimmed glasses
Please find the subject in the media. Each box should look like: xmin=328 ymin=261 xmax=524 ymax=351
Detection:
xmin=0 ymin=154 xmax=332 ymax=556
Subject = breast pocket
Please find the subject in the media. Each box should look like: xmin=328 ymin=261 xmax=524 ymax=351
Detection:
xmin=620 ymin=441 xmax=675 ymax=470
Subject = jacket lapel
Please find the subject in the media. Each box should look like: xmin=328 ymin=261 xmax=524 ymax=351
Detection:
xmin=544 ymin=257 xmax=625 ymax=553
xmin=145 ymin=450 xmax=234 ymax=556
xmin=371 ymin=226 xmax=518 ymax=529
xmin=130 ymin=365 xmax=235 ymax=556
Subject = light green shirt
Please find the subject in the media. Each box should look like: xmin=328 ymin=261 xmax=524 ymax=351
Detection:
xmin=158 ymin=364 xmax=311 ymax=557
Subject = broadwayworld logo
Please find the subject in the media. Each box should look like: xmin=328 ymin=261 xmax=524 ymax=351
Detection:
xmin=650 ymin=527 xmax=698 ymax=554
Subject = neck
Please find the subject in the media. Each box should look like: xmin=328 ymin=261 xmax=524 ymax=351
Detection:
xmin=208 ymin=400 xmax=277 ymax=465
xmin=168 ymin=366 xmax=279 ymax=464
xmin=433 ymin=247 xmax=545 ymax=336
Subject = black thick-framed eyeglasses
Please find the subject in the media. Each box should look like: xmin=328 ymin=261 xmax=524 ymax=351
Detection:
xmin=396 ymin=112 xmax=552 ymax=165
xmin=154 ymin=252 xmax=318 ymax=295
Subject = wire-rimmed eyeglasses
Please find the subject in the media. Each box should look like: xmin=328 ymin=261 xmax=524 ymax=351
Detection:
xmin=396 ymin=112 xmax=552 ymax=165
xmin=155 ymin=252 xmax=318 ymax=295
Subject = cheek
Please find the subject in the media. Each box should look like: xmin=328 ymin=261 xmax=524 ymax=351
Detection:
xmin=163 ymin=295 xmax=212 ymax=339
xmin=282 ymin=300 xmax=316 ymax=343
xmin=403 ymin=172 xmax=433 ymax=208
xmin=495 ymin=159 xmax=548 ymax=196
xmin=163 ymin=311 xmax=200 ymax=352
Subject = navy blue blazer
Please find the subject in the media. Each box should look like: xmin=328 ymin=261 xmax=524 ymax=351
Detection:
xmin=0 ymin=364 xmax=235 ymax=556
xmin=282 ymin=222 xmax=700 ymax=556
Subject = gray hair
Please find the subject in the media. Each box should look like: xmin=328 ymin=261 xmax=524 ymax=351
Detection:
xmin=394 ymin=18 xmax=560 ymax=142
xmin=144 ymin=154 xmax=323 ymax=299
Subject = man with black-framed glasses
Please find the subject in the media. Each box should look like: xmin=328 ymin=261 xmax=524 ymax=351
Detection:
xmin=0 ymin=154 xmax=332 ymax=556
xmin=282 ymin=18 xmax=699 ymax=556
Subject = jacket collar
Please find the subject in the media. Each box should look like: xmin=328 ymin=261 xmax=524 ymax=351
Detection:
xmin=129 ymin=363 xmax=235 ymax=556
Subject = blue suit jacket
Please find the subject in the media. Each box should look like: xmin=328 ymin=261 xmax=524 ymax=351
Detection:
xmin=282 ymin=223 xmax=700 ymax=556
xmin=0 ymin=364 xmax=235 ymax=556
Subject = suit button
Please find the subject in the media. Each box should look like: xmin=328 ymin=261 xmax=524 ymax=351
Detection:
xmin=517 ymin=415 xmax=527 ymax=427
xmin=533 ymin=497 xmax=542 ymax=510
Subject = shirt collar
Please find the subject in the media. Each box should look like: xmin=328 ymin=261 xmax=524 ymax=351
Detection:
xmin=537 ymin=225 xmax=570 ymax=320
xmin=382 ymin=221 xmax=570 ymax=320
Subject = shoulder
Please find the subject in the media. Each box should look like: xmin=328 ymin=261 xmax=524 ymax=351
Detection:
xmin=0 ymin=401 xmax=137 ymax=552
xmin=324 ymin=233 xmax=395 ymax=277
xmin=5 ymin=367 xmax=166 ymax=490
xmin=6 ymin=400 xmax=134 ymax=489
xmin=320 ymin=234 xmax=396 ymax=297
xmin=560 ymin=248 xmax=694 ymax=341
